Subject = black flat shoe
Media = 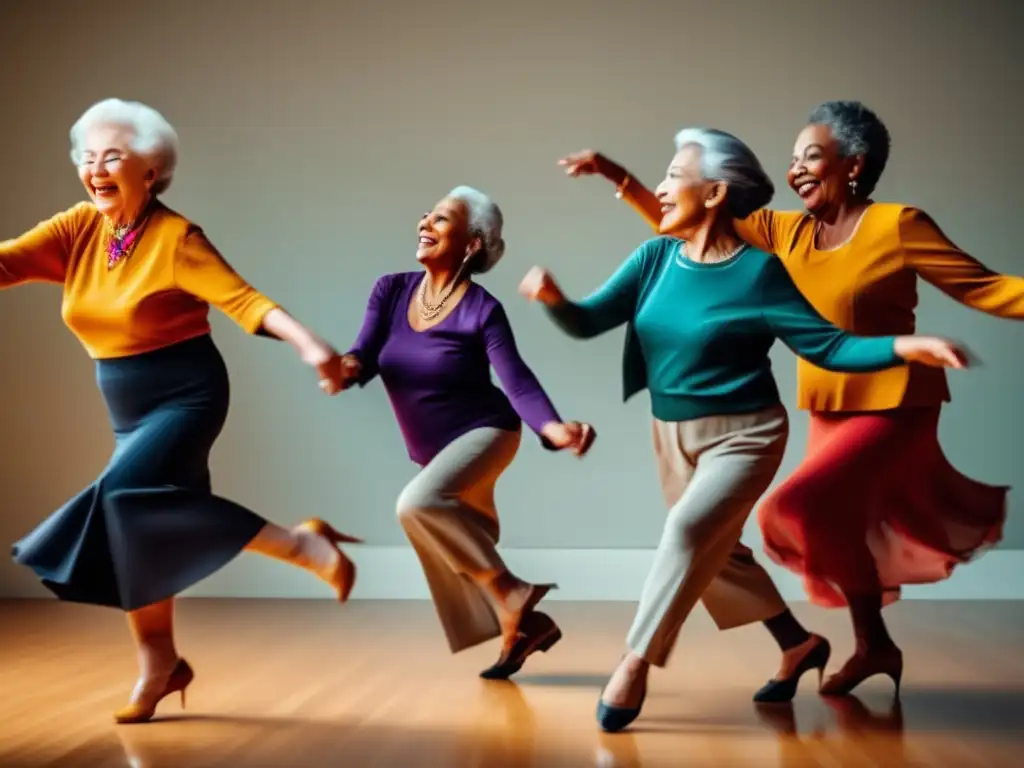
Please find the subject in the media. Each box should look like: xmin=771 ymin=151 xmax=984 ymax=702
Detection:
xmin=753 ymin=635 xmax=831 ymax=703
xmin=597 ymin=690 xmax=646 ymax=733
xmin=480 ymin=611 xmax=562 ymax=680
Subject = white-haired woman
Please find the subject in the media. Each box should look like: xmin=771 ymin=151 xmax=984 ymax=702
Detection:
xmin=561 ymin=102 xmax=1024 ymax=698
xmin=339 ymin=186 xmax=596 ymax=678
xmin=4 ymin=98 xmax=361 ymax=724
xmin=520 ymin=128 xmax=966 ymax=731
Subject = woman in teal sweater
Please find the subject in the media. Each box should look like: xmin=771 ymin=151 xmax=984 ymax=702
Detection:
xmin=519 ymin=127 xmax=966 ymax=732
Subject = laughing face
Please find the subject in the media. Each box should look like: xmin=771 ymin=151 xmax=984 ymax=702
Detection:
xmin=416 ymin=197 xmax=479 ymax=268
xmin=77 ymin=123 xmax=156 ymax=225
xmin=654 ymin=144 xmax=722 ymax=236
xmin=788 ymin=123 xmax=861 ymax=215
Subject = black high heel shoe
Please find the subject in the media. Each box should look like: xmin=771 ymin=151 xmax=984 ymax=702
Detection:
xmin=753 ymin=635 xmax=831 ymax=703
xmin=820 ymin=645 xmax=903 ymax=697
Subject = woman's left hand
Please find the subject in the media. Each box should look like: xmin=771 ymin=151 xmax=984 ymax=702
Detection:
xmin=893 ymin=336 xmax=971 ymax=369
xmin=541 ymin=421 xmax=597 ymax=457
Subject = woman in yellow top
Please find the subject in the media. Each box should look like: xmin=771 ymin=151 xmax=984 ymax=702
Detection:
xmin=4 ymin=98 xmax=361 ymax=724
xmin=556 ymin=100 xmax=1020 ymax=697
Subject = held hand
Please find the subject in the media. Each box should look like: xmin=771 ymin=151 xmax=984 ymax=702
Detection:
xmin=339 ymin=354 xmax=362 ymax=390
xmin=302 ymin=343 xmax=347 ymax=395
xmin=541 ymin=421 xmax=598 ymax=458
xmin=893 ymin=336 xmax=971 ymax=369
xmin=519 ymin=266 xmax=565 ymax=307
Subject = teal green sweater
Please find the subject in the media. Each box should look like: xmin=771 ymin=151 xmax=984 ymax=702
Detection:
xmin=547 ymin=237 xmax=903 ymax=422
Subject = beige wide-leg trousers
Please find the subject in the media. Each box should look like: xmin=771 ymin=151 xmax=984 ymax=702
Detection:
xmin=627 ymin=405 xmax=791 ymax=667
xmin=397 ymin=426 xmax=522 ymax=653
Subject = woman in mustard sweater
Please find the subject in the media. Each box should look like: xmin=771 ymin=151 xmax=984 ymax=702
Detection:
xmin=557 ymin=100 xmax=1021 ymax=697
xmin=521 ymin=127 xmax=964 ymax=731
xmin=3 ymin=98 xmax=360 ymax=724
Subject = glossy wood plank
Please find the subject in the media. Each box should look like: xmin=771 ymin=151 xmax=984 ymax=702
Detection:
xmin=1 ymin=599 xmax=1021 ymax=767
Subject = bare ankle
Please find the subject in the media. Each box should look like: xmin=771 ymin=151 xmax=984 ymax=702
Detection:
xmin=621 ymin=651 xmax=650 ymax=674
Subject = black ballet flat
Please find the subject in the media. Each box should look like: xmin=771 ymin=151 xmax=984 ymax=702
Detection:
xmin=597 ymin=690 xmax=646 ymax=733
xmin=753 ymin=635 xmax=832 ymax=704
xmin=480 ymin=611 xmax=562 ymax=680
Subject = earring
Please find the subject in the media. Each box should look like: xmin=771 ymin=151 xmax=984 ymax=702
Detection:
xmin=849 ymin=178 xmax=858 ymax=195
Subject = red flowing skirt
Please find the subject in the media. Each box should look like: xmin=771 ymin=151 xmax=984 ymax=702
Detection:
xmin=757 ymin=407 xmax=1007 ymax=608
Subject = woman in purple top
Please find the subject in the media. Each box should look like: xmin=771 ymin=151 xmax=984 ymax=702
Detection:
xmin=340 ymin=185 xmax=596 ymax=678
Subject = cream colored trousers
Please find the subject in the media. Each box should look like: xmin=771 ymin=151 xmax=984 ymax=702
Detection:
xmin=627 ymin=406 xmax=790 ymax=667
xmin=397 ymin=426 xmax=522 ymax=653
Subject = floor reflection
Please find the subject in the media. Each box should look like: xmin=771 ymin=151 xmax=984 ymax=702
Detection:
xmin=754 ymin=695 xmax=907 ymax=766
xmin=102 ymin=686 xmax=1024 ymax=768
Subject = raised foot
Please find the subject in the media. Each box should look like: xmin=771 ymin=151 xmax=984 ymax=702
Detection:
xmin=298 ymin=517 xmax=362 ymax=602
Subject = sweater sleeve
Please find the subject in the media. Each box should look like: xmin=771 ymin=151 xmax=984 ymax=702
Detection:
xmin=545 ymin=239 xmax=652 ymax=338
xmin=483 ymin=302 xmax=562 ymax=439
xmin=900 ymin=207 xmax=1024 ymax=318
xmin=0 ymin=204 xmax=83 ymax=289
xmin=758 ymin=258 xmax=902 ymax=372
xmin=734 ymin=209 xmax=804 ymax=256
xmin=345 ymin=275 xmax=396 ymax=386
xmin=174 ymin=227 xmax=279 ymax=333
xmin=617 ymin=175 xmax=663 ymax=232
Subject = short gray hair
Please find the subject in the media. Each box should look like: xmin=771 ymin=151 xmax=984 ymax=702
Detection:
xmin=807 ymin=100 xmax=890 ymax=198
xmin=673 ymin=127 xmax=774 ymax=219
xmin=448 ymin=185 xmax=506 ymax=274
xmin=69 ymin=98 xmax=180 ymax=196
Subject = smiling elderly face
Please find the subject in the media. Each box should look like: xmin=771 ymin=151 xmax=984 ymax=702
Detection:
xmin=76 ymin=123 xmax=157 ymax=225
xmin=416 ymin=197 xmax=478 ymax=269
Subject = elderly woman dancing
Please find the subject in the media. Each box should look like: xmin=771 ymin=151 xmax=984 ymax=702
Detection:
xmin=339 ymin=185 xmax=596 ymax=679
xmin=562 ymin=100 xmax=1021 ymax=697
xmin=522 ymin=128 xmax=966 ymax=731
xmin=4 ymin=98 xmax=360 ymax=724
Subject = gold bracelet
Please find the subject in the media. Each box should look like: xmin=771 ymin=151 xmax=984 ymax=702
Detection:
xmin=614 ymin=174 xmax=631 ymax=199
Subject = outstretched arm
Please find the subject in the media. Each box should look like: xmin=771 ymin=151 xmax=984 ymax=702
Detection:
xmin=0 ymin=205 xmax=82 ymax=289
xmin=343 ymin=275 xmax=395 ymax=387
xmin=175 ymin=228 xmax=345 ymax=392
xmin=759 ymin=259 xmax=965 ymax=371
xmin=557 ymin=149 xmax=800 ymax=256
xmin=482 ymin=303 xmax=596 ymax=455
xmin=901 ymin=207 xmax=1024 ymax=319
xmin=520 ymin=240 xmax=652 ymax=339
xmin=559 ymin=151 xmax=662 ymax=231
xmin=483 ymin=303 xmax=562 ymax=436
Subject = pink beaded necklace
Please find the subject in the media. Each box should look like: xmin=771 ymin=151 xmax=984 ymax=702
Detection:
xmin=105 ymin=210 xmax=150 ymax=269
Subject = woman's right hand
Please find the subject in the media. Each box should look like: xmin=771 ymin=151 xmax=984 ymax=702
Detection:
xmin=893 ymin=336 xmax=971 ymax=369
xmin=519 ymin=266 xmax=566 ymax=307
xmin=557 ymin=149 xmax=626 ymax=185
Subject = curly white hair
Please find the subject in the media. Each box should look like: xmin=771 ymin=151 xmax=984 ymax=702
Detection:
xmin=69 ymin=98 xmax=180 ymax=195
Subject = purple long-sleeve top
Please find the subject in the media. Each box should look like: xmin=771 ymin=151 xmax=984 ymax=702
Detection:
xmin=346 ymin=272 xmax=562 ymax=466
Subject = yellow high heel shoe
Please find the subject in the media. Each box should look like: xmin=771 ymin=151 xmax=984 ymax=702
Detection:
xmin=114 ymin=658 xmax=194 ymax=725
xmin=298 ymin=517 xmax=362 ymax=602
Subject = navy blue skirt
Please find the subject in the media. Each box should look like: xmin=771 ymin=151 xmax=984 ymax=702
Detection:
xmin=11 ymin=334 xmax=266 ymax=611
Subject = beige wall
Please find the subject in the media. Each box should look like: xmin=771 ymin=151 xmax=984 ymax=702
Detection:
xmin=1 ymin=0 xmax=1022 ymax=598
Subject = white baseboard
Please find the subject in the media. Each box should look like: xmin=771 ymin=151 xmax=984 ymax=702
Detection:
xmin=176 ymin=546 xmax=1024 ymax=602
